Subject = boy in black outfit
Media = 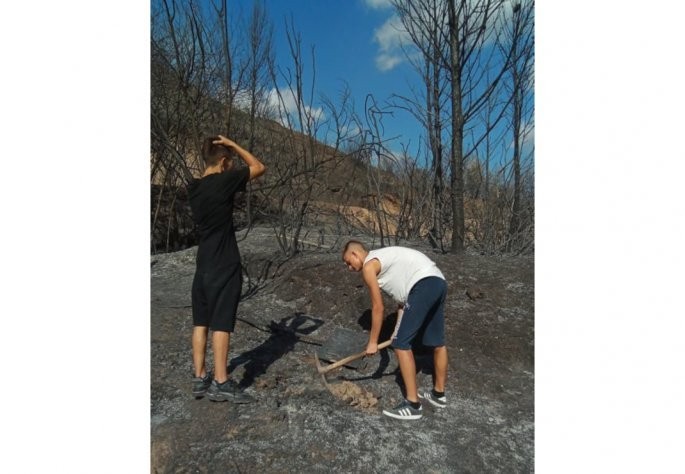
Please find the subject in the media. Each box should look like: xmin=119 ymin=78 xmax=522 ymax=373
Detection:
xmin=187 ymin=135 xmax=266 ymax=403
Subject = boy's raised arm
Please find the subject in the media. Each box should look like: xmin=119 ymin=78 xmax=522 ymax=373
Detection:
xmin=213 ymin=135 xmax=266 ymax=180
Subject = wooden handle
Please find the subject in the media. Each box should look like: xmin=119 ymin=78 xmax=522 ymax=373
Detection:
xmin=318 ymin=339 xmax=392 ymax=374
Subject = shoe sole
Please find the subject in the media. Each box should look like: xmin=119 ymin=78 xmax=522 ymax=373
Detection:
xmin=424 ymin=399 xmax=446 ymax=408
xmin=207 ymin=392 xmax=255 ymax=404
xmin=192 ymin=385 xmax=210 ymax=398
xmin=382 ymin=410 xmax=422 ymax=420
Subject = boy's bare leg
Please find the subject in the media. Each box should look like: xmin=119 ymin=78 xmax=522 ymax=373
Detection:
xmin=394 ymin=349 xmax=419 ymax=403
xmin=433 ymin=345 xmax=448 ymax=392
xmin=192 ymin=326 xmax=209 ymax=377
xmin=212 ymin=330 xmax=231 ymax=383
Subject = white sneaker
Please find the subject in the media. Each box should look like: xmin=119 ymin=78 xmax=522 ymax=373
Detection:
xmin=382 ymin=399 xmax=423 ymax=420
xmin=419 ymin=390 xmax=446 ymax=408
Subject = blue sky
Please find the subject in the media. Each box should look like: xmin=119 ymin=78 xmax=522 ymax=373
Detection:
xmin=222 ymin=0 xmax=533 ymax=174
xmin=230 ymin=0 xmax=426 ymax=158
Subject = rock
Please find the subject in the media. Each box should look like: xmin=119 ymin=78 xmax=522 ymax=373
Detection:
xmin=466 ymin=287 xmax=485 ymax=300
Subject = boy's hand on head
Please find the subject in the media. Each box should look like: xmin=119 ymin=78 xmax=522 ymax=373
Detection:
xmin=213 ymin=135 xmax=237 ymax=148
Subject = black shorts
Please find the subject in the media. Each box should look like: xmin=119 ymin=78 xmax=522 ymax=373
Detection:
xmin=191 ymin=263 xmax=242 ymax=332
xmin=391 ymin=277 xmax=447 ymax=350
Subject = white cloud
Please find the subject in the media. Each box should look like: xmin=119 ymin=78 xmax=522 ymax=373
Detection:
xmin=266 ymin=87 xmax=325 ymax=129
xmin=372 ymin=14 xmax=412 ymax=71
xmin=376 ymin=53 xmax=403 ymax=72
xmin=308 ymin=106 xmax=325 ymax=123
xmin=374 ymin=14 xmax=408 ymax=52
xmin=370 ymin=1 xmax=534 ymax=71
xmin=234 ymin=89 xmax=252 ymax=111
xmin=363 ymin=0 xmax=394 ymax=9
xmin=266 ymin=87 xmax=294 ymax=116
xmin=339 ymin=123 xmax=361 ymax=138
xmin=521 ymin=119 xmax=534 ymax=148
xmin=505 ymin=118 xmax=534 ymax=153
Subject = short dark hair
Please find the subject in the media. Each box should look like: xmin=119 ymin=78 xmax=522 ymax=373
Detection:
xmin=342 ymin=240 xmax=367 ymax=255
xmin=202 ymin=136 xmax=231 ymax=166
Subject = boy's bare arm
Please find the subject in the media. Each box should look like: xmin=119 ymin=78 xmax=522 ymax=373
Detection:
xmin=213 ymin=135 xmax=266 ymax=180
xmin=362 ymin=260 xmax=383 ymax=355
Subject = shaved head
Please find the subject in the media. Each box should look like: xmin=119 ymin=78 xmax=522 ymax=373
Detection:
xmin=342 ymin=240 xmax=369 ymax=272
xmin=342 ymin=240 xmax=367 ymax=256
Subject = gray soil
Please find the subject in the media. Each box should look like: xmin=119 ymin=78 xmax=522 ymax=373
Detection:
xmin=151 ymin=228 xmax=534 ymax=473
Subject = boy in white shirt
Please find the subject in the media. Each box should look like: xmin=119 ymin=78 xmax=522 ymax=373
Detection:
xmin=342 ymin=240 xmax=448 ymax=420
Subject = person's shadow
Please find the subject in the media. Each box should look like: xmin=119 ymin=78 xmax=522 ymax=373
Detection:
xmin=352 ymin=309 xmax=436 ymax=397
xmin=342 ymin=309 xmax=398 ymax=381
xmin=228 ymin=312 xmax=324 ymax=389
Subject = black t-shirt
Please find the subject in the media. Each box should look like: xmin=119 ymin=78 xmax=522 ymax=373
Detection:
xmin=187 ymin=168 xmax=250 ymax=269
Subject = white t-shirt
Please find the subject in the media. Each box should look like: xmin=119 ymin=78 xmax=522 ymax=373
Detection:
xmin=363 ymin=246 xmax=445 ymax=303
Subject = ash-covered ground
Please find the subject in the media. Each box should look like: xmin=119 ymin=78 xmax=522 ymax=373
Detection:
xmin=151 ymin=228 xmax=534 ymax=473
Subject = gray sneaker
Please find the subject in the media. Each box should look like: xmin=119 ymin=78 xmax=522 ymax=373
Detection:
xmin=207 ymin=379 xmax=255 ymax=403
xmin=419 ymin=389 xmax=446 ymax=408
xmin=191 ymin=372 xmax=212 ymax=398
xmin=382 ymin=399 xmax=423 ymax=420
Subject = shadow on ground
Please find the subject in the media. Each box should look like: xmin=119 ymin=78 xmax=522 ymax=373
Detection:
xmin=229 ymin=314 xmax=324 ymax=389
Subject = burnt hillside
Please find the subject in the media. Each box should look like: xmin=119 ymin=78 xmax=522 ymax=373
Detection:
xmin=151 ymin=227 xmax=534 ymax=472
xmin=151 ymin=104 xmax=421 ymax=254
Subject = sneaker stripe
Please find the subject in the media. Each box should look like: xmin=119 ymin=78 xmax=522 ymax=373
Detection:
xmin=382 ymin=400 xmax=423 ymax=420
xmin=419 ymin=390 xmax=446 ymax=408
